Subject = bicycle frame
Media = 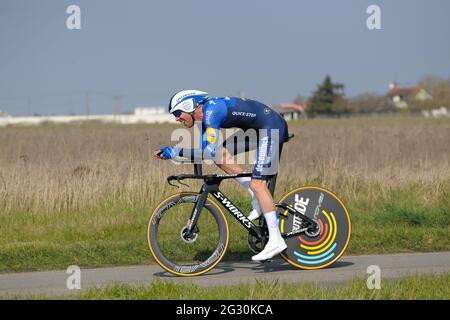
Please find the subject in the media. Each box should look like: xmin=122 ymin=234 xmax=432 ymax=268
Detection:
xmin=168 ymin=169 xmax=319 ymax=241
xmin=184 ymin=172 xmax=263 ymax=239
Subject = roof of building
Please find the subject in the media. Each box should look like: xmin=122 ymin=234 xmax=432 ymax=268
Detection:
xmin=388 ymin=86 xmax=418 ymax=97
xmin=273 ymin=103 xmax=305 ymax=114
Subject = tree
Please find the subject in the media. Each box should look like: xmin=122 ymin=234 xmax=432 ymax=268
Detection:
xmin=307 ymin=75 xmax=346 ymax=116
xmin=347 ymin=92 xmax=394 ymax=114
xmin=293 ymin=95 xmax=306 ymax=105
xmin=417 ymin=75 xmax=448 ymax=93
xmin=414 ymin=75 xmax=450 ymax=110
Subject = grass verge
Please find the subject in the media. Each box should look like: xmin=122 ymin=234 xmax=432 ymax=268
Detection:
xmin=6 ymin=273 xmax=449 ymax=300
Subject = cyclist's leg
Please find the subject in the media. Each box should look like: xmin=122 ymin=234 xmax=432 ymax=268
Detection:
xmin=249 ymin=129 xmax=279 ymax=213
xmin=250 ymin=127 xmax=288 ymax=261
xmin=249 ymin=126 xmax=285 ymax=209
xmin=216 ymin=129 xmax=258 ymax=174
xmin=215 ymin=147 xmax=245 ymax=174
xmin=249 ymin=179 xmax=275 ymax=213
xmin=250 ymin=182 xmax=286 ymax=261
xmin=216 ymin=130 xmax=261 ymax=215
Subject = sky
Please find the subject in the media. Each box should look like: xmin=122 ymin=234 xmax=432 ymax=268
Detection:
xmin=0 ymin=0 xmax=449 ymax=116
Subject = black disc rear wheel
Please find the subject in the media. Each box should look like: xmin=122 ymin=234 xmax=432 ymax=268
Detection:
xmin=277 ymin=186 xmax=351 ymax=270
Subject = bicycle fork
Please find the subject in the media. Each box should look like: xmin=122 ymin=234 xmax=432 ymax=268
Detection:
xmin=183 ymin=185 xmax=209 ymax=241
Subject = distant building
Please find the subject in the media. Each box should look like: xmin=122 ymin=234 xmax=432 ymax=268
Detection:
xmin=421 ymin=106 xmax=449 ymax=118
xmin=0 ymin=110 xmax=9 ymax=117
xmin=388 ymin=83 xmax=432 ymax=109
xmin=272 ymin=103 xmax=306 ymax=121
xmin=134 ymin=106 xmax=166 ymax=116
xmin=0 ymin=107 xmax=175 ymax=127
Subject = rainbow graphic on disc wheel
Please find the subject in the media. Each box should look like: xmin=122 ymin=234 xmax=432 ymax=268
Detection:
xmin=295 ymin=210 xmax=337 ymax=265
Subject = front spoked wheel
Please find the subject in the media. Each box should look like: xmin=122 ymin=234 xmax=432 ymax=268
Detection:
xmin=147 ymin=192 xmax=229 ymax=276
xmin=277 ymin=186 xmax=351 ymax=270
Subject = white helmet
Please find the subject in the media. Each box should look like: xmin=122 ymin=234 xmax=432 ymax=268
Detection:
xmin=168 ymin=90 xmax=209 ymax=116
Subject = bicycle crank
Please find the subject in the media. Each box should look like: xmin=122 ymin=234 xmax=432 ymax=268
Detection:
xmin=247 ymin=232 xmax=268 ymax=254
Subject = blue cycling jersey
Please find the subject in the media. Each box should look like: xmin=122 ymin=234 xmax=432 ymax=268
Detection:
xmin=203 ymin=97 xmax=286 ymax=130
xmin=199 ymin=97 xmax=287 ymax=156
xmin=176 ymin=97 xmax=288 ymax=178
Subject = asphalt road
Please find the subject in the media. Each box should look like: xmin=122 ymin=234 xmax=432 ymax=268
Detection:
xmin=1 ymin=252 xmax=449 ymax=297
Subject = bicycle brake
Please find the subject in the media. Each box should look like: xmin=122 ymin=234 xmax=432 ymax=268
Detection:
xmin=167 ymin=180 xmax=179 ymax=188
xmin=167 ymin=176 xmax=190 ymax=188
xmin=177 ymin=180 xmax=190 ymax=187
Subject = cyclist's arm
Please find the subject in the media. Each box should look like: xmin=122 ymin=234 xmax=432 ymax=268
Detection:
xmin=178 ymin=101 xmax=227 ymax=160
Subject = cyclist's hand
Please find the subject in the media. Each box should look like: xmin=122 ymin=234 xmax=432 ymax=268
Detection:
xmin=153 ymin=149 xmax=165 ymax=159
xmin=155 ymin=146 xmax=176 ymax=160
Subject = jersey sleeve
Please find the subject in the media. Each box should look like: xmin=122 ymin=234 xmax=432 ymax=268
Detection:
xmin=200 ymin=100 xmax=227 ymax=159
xmin=177 ymin=99 xmax=227 ymax=161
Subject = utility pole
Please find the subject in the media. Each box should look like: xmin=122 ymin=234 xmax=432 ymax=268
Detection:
xmin=85 ymin=92 xmax=91 ymax=117
xmin=27 ymin=96 xmax=31 ymax=116
xmin=68 ymin=96 xmax=74 ymax=115
xmin=113 ymin=95 xmax=123 ymax=123
xmin=113 ymin=95 xmax=123 ymax=114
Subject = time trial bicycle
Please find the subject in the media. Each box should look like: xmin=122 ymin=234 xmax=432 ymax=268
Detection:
xmin=147 ymin=134 xmax=351 ymax=276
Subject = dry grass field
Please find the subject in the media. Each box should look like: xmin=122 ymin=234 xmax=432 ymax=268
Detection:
xmin=0 ymin=117 xmax=449 ymax=272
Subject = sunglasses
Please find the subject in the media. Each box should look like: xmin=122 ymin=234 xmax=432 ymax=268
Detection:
xmin=172 ymin=110 xmax=182 ymax=118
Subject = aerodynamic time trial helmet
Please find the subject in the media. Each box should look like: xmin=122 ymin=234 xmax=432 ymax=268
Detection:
xmin=168 ymin=90 xmax=209 ymax=117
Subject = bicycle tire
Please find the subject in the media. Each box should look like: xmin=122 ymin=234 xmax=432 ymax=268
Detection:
xmin=277 ymin=186 xmax=351 ymax=270
xmin=147 ymin=192 xmax=229 ymax=276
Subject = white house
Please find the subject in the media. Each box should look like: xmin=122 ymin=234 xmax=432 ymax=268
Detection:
xmin=272 ymin=103 xmax=306 ymax=121
xmin=388 ymin=83 xmax=432 ymax=109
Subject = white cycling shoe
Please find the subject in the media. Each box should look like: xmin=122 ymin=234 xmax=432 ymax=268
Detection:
xmin=247 ymin=208 xmax=262 ymax=221
xmin=251 ymin=238 xmax=288 ymax=261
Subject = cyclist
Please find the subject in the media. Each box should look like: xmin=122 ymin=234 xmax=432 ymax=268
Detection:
xmin=154 ymin=90 xmax=289 ymax=261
